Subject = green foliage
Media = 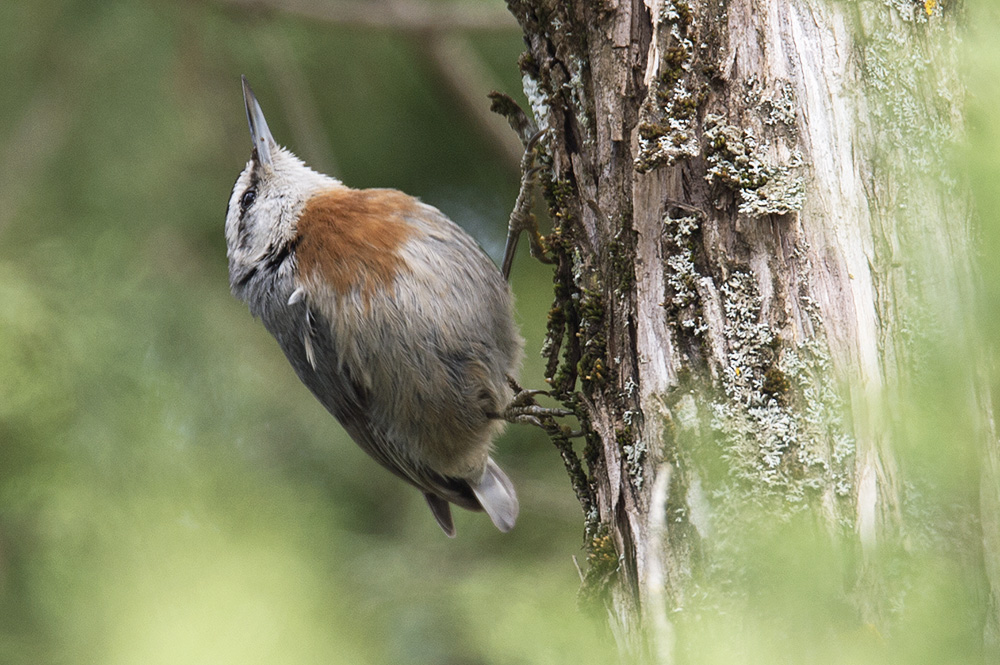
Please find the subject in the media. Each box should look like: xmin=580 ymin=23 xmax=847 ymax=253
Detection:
xmin=3 ymin=0 xmax=999 ymax=663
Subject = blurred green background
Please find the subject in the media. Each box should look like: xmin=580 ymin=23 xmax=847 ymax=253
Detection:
xmin=0 ymin=0 xmax=612 ymax=662
xmin=3 ymin=0 xmax=1000 ymax=663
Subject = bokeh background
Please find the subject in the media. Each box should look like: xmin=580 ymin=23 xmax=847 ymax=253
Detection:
xmin=5 ymin=0 xmax=1000 ymax=663
xmin=0 ymin=0 xmax=615 ymax=662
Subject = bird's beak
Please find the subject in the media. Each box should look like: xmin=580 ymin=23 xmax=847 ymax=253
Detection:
xmin=241 ymin=75 xmax=275 ymax=167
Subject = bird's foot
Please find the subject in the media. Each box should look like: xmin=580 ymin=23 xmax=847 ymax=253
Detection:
xmin=500 ymin=130 xmax=554 ymax=281
xmin=501 ymin=378 xmax=573 ymax=427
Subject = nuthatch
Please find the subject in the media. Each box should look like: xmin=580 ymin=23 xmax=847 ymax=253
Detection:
xmin=226 ymin=76 xmax=546 ymax=536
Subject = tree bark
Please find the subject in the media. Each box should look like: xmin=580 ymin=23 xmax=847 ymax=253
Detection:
xmin=504 ymin=0 xmax=991 ymax=660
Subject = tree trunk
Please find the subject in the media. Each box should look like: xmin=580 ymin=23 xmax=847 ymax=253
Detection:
xmin=504 ymin=0 xmax=993 ymax=660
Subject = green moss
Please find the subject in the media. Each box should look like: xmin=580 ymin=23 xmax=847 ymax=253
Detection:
xmin=659 ymin=46 xmax=690 ymax=91
xmin=762 ymin=366 xmax=791 ymax=398
xmin=586 ymin=530 xmax=618 ymax=575
xmin=543 ymin=177 xmax=577 ymax=230
xmin=575 ymin=285 xmax=608 ymax=392
xmin=578 ymin=526 xmax=619 ymax=607
xmin=539 ymin=176 xmax=580 ymax=396
xmin=546 ymin=303 xmax=565 ymax=328
xmin=615 ymin=425 xmax=634 ymax=450
xmin=579 ymin=353 xmax=607 ymax=386
xmin=582 ymin=428 xmax=602 ymax=472
xmin=578 ymin=287 xmax=605 ymax=324
xmin=674 ymin=0 xmax=693 ymax=24
xmin=542 ymin=280 xmax=574 ymax=395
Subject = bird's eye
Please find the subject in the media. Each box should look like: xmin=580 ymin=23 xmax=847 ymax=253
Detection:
xmin=240 ymin=188 xmax=257 ymax=210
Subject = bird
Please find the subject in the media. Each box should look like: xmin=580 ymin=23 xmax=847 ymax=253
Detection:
xmin=225 ymin=76 xmax=540 ymax=537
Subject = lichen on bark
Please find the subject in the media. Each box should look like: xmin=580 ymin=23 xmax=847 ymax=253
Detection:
xmin=703 ymin=115 xmax=805 ymax=217
xmin=635 ymin=0 xmax=702 ymax=172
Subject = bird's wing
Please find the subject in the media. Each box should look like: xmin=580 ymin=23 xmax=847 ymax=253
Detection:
xmin=279 ymin=303 xmax=484 ymax=517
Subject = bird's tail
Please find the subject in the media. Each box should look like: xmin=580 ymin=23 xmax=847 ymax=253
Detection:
xmin=471 ymin=457 xmax=519 ymax=532
xmin=424 ymin=493 xmax=457 ymax=538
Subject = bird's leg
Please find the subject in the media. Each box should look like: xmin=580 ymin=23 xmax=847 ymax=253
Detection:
xmin=496 ymin=131 xmax=568 ymax=428
xmin=500 ymin=130 xmax=554 ymax=281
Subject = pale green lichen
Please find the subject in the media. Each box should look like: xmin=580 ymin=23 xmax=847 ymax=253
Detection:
xmin=884 ymin=0 xmax=936 ymax=22
xmin=621 ymin=407 xmax=647 ymax=490
xmin=664 ymin=214 xmax=707 ymax=334
xmin=743 ymin=75 xmax=798 ymax=130
xmin=567 ymin=56 xmax=592 ymax=131
xmin=704 ymin=115 xmax=805 ymax=217
xmin=708 ymin=271 xmax=855 ymax=510
xmin=521 ymin=72 xmax=550 ymax=133
xmin=660 ymin=222 xmax=855 ymax=509
xmin=718 ymin=272 xmax=774 ymax=397
xmin=857 ymin=0 xmax=957 ymax=186
xmin=634 ymin=0 xmax=701 ymax=172
xmin=779 ymin=341 xmax=856 ymax=498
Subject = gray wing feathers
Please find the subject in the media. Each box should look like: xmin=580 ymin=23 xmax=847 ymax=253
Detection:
xmin=470 ymin=457 xmax=519 ymax=533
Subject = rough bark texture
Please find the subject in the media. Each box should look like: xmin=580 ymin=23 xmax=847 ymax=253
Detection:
xmin=504 ymin=0 xmax=991 ymax=659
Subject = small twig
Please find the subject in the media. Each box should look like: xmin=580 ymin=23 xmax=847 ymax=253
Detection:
xmin=488 ymin=91 xmax=537 ymax=147
xmin=545 ymin=419 xmax=595 ymax=518
xmin=507 ymin=378 xmax=595 ymax=517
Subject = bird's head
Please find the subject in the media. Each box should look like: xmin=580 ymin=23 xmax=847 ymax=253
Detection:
xmin=225 ymin=76 xmax=337 ymax=283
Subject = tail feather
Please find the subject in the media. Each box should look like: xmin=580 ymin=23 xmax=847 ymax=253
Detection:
xmin=424 ymin=493 xmax=457 ymax=537
xmin=470 ymin=458 xmax=519 ymax=533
